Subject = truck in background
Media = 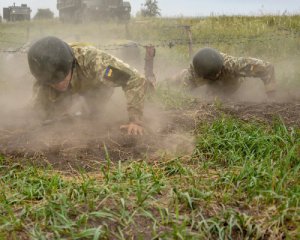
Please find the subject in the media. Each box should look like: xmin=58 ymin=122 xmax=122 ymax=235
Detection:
xmin=57 ymin=0 xmax=131 ymax=23
xmin=3 ymin=3 xmax=31 ymax=22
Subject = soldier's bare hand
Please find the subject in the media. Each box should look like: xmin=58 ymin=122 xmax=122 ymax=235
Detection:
xmin=120 ymin=123 xmax=144 ymax=136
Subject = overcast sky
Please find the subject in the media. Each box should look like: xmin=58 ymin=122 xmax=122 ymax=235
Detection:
xmin=1 ymin=0 xmax=299 ymax=17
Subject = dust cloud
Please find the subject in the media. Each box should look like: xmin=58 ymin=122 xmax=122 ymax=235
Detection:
xmin=0 ymin=53 xmax=34 ymax=128
xmin=0 ymin=44 xmax=196 ymax=169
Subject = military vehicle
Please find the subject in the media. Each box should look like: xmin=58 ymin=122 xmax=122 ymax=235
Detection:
xmin=3 ymin=3 xmax=31 ymax=22
xmin=57 ymin=0 xmax=131 ymax=23
xmin=34 ymin=9 xmax=54 ymax=20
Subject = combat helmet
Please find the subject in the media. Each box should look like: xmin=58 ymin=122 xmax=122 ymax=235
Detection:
xmin=28 ymin=36 xmax=74 ymax=85
xmin=192 ymin=48 xmax=224 ymax=80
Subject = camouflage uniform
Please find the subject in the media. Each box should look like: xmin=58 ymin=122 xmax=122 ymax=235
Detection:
xmin=175 ymin=53 xmax=276 ymax=95
xmin=33 ymin=44 xmax=146 ymax=123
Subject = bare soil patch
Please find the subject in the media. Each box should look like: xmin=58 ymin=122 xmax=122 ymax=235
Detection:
xmin=1 ymin=101 xmax=299 ymax=171
xmin=220 ymin=102 xmax=300 ymax=126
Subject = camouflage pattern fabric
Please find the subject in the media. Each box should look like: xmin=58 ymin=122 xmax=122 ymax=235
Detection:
xmin=174 ymin=52 xmax=276 ymax=94
xmin=32 ymin=44 xmax=146 ymax=124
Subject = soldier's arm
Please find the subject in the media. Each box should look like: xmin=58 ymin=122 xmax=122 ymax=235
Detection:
xmin=116 ymin=66 xmax=146 ymax=125
xmin=234 ymin=57 xmax=276 ymax=93
xmin=92 ymin=50 xmax=146 ymax=125
xmin=169 ymin=65 xmax=202 ymax=90
xmin=31 ymin=82 xmax=71 ymax=120
xmin=167 ymin=69 xmax=189 ymax=87
xmin=31 ymin=83 xmax=56 ymax=119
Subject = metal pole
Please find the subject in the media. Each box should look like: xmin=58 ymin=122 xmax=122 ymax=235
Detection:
xmin=144 ymin=45 xmax=156 ymax=91
xmin=184 ymin=25 xmax=193 ymax=59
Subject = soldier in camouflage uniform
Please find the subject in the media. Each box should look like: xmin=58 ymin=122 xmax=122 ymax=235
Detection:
xmin=172 ymin=47 xmax=276 ymax=97
xmin=28 ymin=36 xmax=146 ymax=135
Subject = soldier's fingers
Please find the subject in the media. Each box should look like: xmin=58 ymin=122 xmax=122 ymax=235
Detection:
xmin=128 ymin=126 xmax=133 ymax=135
xmin=136 ymin=128 xmax=140 ymax=135
xmin=138 ymin=128 xmax=144 ymax=135
xmin=120 ymin=124 xmax=144 ymax=135
xmin=136 ymin=127 xmax=142 ymax=135
xmin=120 ymin=124 xmax=130 ymax=134
xmin=133 ymin=126 xmax=138 ymax=135
xmin=134 ymin=126 xmax=143 ymax=135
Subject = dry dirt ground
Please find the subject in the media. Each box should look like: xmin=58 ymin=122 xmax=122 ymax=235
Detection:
xmin=1 ymin=101 xmax=300 ymax=172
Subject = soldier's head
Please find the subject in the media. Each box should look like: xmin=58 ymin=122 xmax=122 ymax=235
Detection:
xmin=28 ymin=36 xmax=74 ymax=91
xmin=192 ymin=48 xmax=224 ymax=81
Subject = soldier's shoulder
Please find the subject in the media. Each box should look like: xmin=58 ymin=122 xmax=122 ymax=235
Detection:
xmin=69 ymin=42 xmax=94 ymax=48
xmin=69 ymin=43 xmax=99 ymax=54
xmin=70 ymin=43 xmax=112 ymax=63
xmin=220 ymin=52 xmax=236 ymax=62
xmin=222 ymin=52 xmax=243 ymax=69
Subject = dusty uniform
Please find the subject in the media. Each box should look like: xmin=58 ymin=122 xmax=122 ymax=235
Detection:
xmin=176 ymin=53 xmax=276 ymax=95
xmin=33 ymin=44 xmax=146 ymax=123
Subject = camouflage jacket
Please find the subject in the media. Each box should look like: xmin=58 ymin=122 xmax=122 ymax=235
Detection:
xmin=176 ymin=53 xmax=276 ymax=94
xmin=33 ymin=44 xmax=146 ymax=123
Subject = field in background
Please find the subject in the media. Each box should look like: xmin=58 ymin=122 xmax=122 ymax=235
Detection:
xmin=0 ymin=16 xmax=300 ymax=239
xmin=1 ymin=15 xmax=300 ymax=82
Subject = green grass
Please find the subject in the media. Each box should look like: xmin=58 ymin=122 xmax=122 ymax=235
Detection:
xmin=1 ymin=118 xmax=299 ymax=239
